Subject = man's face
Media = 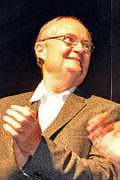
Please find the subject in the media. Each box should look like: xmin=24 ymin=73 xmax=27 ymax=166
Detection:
xmin=42 ymin=18 xmax=91 ymax=86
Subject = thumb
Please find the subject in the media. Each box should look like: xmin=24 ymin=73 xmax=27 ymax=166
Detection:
xmin=13 ymin=139 xmax=21 ymax=154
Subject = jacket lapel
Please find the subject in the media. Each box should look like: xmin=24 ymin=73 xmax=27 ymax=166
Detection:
xmin=43 ymin=90 xmax=87 ymax=139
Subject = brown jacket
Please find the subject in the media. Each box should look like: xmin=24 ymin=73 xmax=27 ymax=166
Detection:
xmin=0 ymin=88 xmax=119 ymax=179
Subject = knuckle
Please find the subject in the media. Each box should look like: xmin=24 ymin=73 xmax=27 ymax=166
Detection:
xmin=6 ymin=109 xmax=11 ymax=114
xmin=20 ymin=118 xmax=28 ymax=126
xmin=25 ymin=111 xmax=33 ymax=119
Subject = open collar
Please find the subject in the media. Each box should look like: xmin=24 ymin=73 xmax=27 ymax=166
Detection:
xmin=42 ymin=87 xmax=87 ymax=139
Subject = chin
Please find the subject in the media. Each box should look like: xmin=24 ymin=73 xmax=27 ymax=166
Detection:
xmin=67 ymin=66 xmax=83 ymax=73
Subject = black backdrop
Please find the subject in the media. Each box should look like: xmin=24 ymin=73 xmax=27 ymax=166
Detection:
xmin=0 ymin=0 xmax=119 ymax=103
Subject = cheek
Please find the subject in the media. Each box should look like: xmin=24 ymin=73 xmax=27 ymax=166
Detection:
xmin=45 ymin=45 xmax=65 ymax=72
xmin=82 ymin=56 xmax=90 ymax=75
xmin=84 ymin=56 xmax=90 ymax=68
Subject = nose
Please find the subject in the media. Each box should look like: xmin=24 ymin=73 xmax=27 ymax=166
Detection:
xmin=72 ymin=41 xmax=84 ymax=53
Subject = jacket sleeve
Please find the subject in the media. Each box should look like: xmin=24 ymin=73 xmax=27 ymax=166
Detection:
xmin=7 ymin=136 xmax=116 ymax=180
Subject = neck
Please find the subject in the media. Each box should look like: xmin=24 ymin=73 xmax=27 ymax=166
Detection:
xmin=43 ymin=77 xmax=76 ymax=95
xmin=42 ymin=68 xmax=82 ymax=95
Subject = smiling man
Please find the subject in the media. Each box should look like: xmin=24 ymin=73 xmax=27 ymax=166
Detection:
xmin=35 ymin=17 xmax=91 ymax=94
xmin=1 ymin=16 xmax=119 ymax=180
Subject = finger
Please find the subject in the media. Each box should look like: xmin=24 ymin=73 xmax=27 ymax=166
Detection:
xmin=87 ymin=112 xmax=111 ymax=133
xmin=88 ymin=126 xmax=107 ymax=142
xmin=11 ymin=105 xmax=35 ymax=117
xmin=87 ymin=122 xmax=100 ymax=134
xmin=87 ymin=120 xmax=105 ymax=134
xmin=6 ymin=109 xmax=26 ymax=123
xmin=25 ymin=106 xmax=35 ymax=114
xmin=3 ymin=115 xmax=22 ymax=129
xmin=13 ymin=139 xmax=25 ymax=156
xmin=13 ymin=139 xmax=29 ymax=169
xmin=88 ymin=112 xmax=109 ymax=126
xmin=3 ymin=123 xmax=19 ymax=137
xmin=88 ymin=113 xmax=105 ymax=126
xmin=13 ymin=139 xmax=20 ymax=152
xmin=13 ymin=139 xmax=24 ymax=155
xmin=104 ymin=122 xmax=115 ymax=132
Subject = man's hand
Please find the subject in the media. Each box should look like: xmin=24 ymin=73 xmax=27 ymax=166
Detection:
xmin=3 ymin=105 xmax=42 ymax=156
xmin=87 ymin=112 xmax=120 ymax=166
xmin=13 ymin=139 xmax=29 ymax=169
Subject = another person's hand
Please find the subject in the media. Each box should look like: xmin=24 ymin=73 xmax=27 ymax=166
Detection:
xmin=3 ymin=105 xmax=42 ymax=156
xmin=87 ymin=112 xmax=120 ymax=166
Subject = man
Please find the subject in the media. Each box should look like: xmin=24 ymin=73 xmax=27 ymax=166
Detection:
xmin=0 ymin=16 xmax=119 ymax=179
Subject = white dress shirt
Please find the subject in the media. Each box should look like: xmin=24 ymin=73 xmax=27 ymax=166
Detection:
xmin=30 ymin=81 xmax=76 ymax=132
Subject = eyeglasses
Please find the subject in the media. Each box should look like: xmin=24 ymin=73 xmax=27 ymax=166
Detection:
xmin=41 ymin=34 xmax=95 ymax=54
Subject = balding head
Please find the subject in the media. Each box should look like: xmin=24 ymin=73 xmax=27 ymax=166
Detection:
xmin=36 ymin=16 xmax=92 ymax=43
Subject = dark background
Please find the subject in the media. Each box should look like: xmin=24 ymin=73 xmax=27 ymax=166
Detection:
xmin=0 ymin=0 xmax=119 ymax=103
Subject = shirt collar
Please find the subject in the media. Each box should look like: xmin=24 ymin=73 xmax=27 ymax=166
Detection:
xmin=30 ymin=80 xmax=76 ymax=102
xmin=30 ymin=80 xmax=47 ymax=102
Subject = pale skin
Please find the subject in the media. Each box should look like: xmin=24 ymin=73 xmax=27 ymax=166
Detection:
xmin=3 ymin=105 xmax=41 ymax=169
xmin=3 ymin=18 xmax=91 ymax=169
xmin=36 ymin=18 xmax=91 ymax=94
xmin=87 ymin=112 xmax=120 ymax=179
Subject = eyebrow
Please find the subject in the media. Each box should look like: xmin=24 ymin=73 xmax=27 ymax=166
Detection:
xmin=82 ymin=40 xmax=92 ymax=44
xmin=66 ymin=33 xmax=92 ymax=43
xmin=65 ymin=33 xmax=77 ymax=37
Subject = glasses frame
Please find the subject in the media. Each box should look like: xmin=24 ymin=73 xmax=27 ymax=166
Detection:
xmin=41 ymin=35 xmax=95 ymax=54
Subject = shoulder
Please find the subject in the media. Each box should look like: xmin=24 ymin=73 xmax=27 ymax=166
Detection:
xmin=0 ymin=91 xmax=33 ymax=105
xmin=1 ymin=91 xmax=33 ymax=101
xmin=72 ymin=92 xmax=119 ymax=117
xmin=85 ymin=95 xmax=119 ymax=114
xmin=0 ymin=91 xmax=34 ymax=118
xmin=87 ymin=95 xmax=118 ymax=105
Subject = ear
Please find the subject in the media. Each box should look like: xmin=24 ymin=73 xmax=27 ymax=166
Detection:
xmin=34 ymin=42 xmax=45 ymax=60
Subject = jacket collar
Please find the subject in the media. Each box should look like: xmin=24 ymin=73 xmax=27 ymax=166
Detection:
xmin=42 ymin=86 xmax=87 ymax=139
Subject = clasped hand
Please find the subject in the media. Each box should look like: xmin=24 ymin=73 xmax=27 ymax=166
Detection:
xmin=3 ymin=105 xmax=42 ymax=169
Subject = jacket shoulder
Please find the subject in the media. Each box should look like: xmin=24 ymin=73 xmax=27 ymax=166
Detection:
xmin=86 ymin=95 xmax=119 ymax=113
xmin=0 ymin=91 xmax=33 ymax=106
xmin=0 ymin=91 xmax=35 ymax=121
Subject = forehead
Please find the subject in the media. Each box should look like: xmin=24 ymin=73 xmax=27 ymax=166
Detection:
xmin=46 ymin=18 xmax=89 ymax=39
